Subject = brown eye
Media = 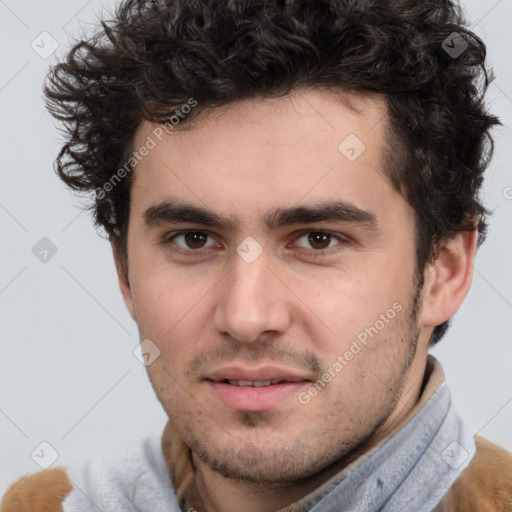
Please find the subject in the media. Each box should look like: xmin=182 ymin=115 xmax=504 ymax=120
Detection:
xmin=294 ymin=231 xmax=342 ymax=251
xmin=290 ymin=230 xmax=349 ymax=258
xmin=167 ymin=231 xmax=217 ymax=252
xmin=307 ymin=232 xmax=332 ymax=250
xmin=183 ymin=231 xmax=208 ymax=249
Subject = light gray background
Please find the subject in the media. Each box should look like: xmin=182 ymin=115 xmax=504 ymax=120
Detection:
xmin=0 ymin=0 xmax=511 ymax=497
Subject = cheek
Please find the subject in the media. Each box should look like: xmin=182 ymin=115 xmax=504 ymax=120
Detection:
xmin=129 ymin=260 xmax=196 ymax=328
xmin=130 ymin=275 xmax=209 ymax=372
xmin=297 ymin=272 xmax=402 ymax=342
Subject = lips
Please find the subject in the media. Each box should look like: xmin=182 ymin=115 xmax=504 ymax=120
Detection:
xmin=206 ymin=366 xmax=311 ymax=384
xmin=205 ymin=365 xmax=312 ymax=411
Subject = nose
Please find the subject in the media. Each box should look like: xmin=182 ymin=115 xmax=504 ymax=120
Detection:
xmin=213 ymin=249 xmax=292 ymax=344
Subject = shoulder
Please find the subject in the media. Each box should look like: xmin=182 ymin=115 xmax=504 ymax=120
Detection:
xmin=1 ymin=466 xmax=73 ymax=512
xmin=438 ymin=435 xmax=512 ymax=512
xmin=2 ymin=436 xmax=180 ymax=512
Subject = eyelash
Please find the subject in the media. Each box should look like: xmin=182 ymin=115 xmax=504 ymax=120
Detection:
xmin=162 ymin=230 xmax=349 ymax=258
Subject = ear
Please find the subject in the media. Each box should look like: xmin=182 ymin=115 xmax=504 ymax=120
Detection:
xmin=110 ymin=239 xmax=136 ymax=321
xmin=419 ymin=227 xmax=478 ymax=329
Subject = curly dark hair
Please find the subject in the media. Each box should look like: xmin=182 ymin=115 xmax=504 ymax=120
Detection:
xmin=44 ymin=0 xmax=500 ymax=345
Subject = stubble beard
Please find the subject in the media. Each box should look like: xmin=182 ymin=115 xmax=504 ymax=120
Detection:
xmin=178 ymin=283 xmax=423 ymax=485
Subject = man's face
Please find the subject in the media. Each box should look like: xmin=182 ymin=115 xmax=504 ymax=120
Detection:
xmin=121 ymin=89 xmax=430 ymax=483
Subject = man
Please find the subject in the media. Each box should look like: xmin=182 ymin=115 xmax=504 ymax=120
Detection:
xmin=2 ymin=0 xmax=512 ymax=510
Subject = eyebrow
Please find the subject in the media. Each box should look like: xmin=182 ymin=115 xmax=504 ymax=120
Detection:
xmin=143 ymin=198 xmax=379 ymax=233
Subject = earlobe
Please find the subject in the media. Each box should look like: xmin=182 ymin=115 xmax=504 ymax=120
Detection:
xmin=419 ymin=228 xmax=478 ymax=329
xmin=110 ymin=239 xmax=136 ymax=321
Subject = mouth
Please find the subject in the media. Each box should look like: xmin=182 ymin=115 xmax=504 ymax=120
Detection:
xmin=205 ymin=366 xmax=312 ymax=411
xmin=219 ymin=379 xmax=292 ymax=387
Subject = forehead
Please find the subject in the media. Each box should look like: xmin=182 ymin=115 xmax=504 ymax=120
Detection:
xmin=128 ymin=89 xmax=404 ymax=229
xmin=133 ymin=88 xmax=389 ymax=154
